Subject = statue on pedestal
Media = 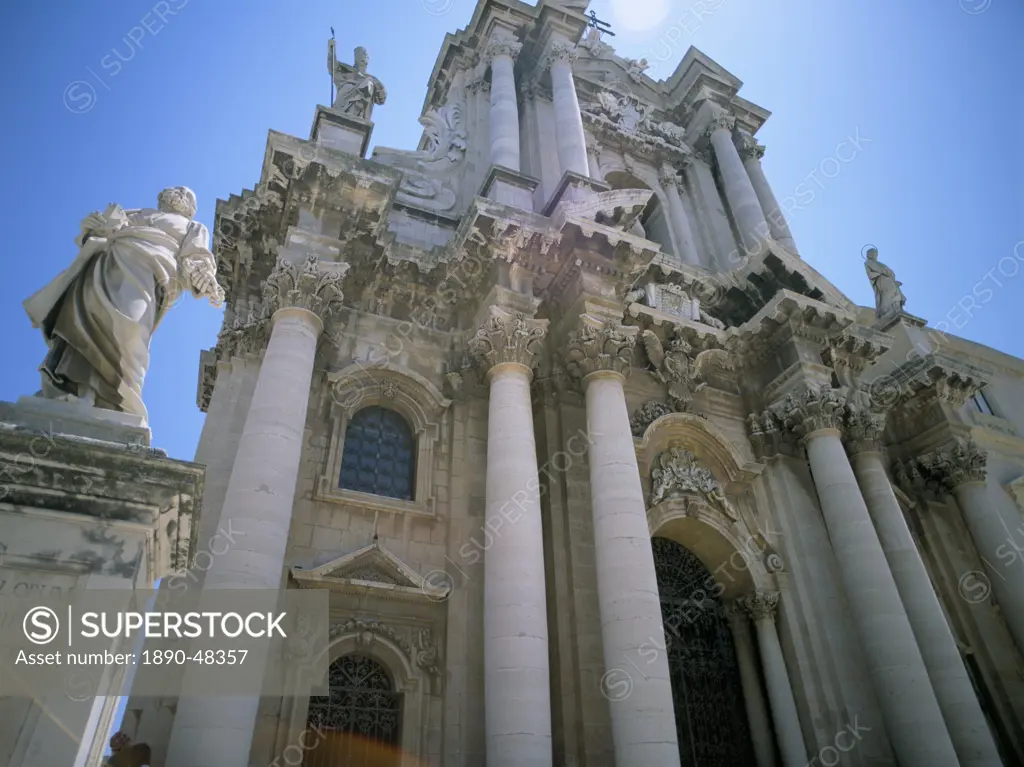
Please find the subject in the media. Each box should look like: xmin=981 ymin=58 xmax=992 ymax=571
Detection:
xmin=864 ymin=246 xmax=906 ymax=318
xmin=23 ymin=186 xmax=224 ymax=420
xmin=328 ymin=42 xmax=387 ymax=119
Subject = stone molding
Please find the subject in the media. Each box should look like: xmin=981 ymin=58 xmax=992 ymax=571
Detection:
xmin=329 ymin=618 xmax=441 ymax=678
xmin=740 ymin=591 xmax=780 ymax=622
xmin=468 ymin=307 xmax=548 ymax=375
xmin=264 ymin=255 xmax=348 ymax=324
xmin=563 ymin=317 xmax=637 ymax=380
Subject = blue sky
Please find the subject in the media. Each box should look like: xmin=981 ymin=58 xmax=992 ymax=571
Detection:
xmin=0 ymin=0 xmax=1021 ymax=461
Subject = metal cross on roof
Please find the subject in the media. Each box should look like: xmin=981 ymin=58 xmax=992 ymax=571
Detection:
xmin=587 ymin=9 xmax=615 ymax=36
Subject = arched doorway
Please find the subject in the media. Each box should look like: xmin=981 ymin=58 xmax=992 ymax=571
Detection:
xmin=303 ymin=654 xmax=402 ymax=767
xmin=653 ymin=536 xmax=757 ymax=766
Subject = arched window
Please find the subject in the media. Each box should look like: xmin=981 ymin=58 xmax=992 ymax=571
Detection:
xmin=304 ymin=654 xmax=401 ymax=767
xmin=653 ymin=537 xmax=757 ymax=767
xmin=339 ymin=406 xmax=415 ymax=500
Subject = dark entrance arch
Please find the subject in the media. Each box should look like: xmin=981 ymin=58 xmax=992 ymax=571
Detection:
xmin=652 ymin=536 xmax=758 ymax=766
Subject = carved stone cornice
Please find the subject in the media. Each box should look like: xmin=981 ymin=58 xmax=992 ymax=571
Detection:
xmin=740 ymin=591 xmax=780 ymax=622
xmin=540 ymin=41 xmax=579 ymax=71
xmin=483 ymin=37 xmax=523 ymax=64
xmin=563 ymin=318 xmax=637 ymax=380
xmin=468 ymin=307 xmax=547 ymax=375
xmin=703 ymin=113 xmax=736 ymax=138
xmin=264 ymin=255 xmax=348 ymax=324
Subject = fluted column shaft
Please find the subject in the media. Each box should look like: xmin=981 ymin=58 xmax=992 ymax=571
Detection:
xmin=565 ymin=318 xmax=680 ymax=765
xmin=850 ymin=448 xmax=1001 ymax=766
xmin=740 ymin=140 xmax=798 ymax=254
xmin=487 ymin=38 xmax=522 ymax=171
xmin=660 ymin=165 xmax=701 ymax=266
xmin=724 ymin=604 xmax=778 ymax=767
xmin=166 ymin=257 xmax=345 ymax=767
xmin=705 ymin=115 xmax=769 ymax=255
xmin=954 ymin=477 xmax=1024 ymax=654
xmin=546 ymin=44 xmax=590 ymax=178
xmin=471 ymin=309 xmax=552 ymax=767
xmin=803 ymin=427 xmax=959 ymax=765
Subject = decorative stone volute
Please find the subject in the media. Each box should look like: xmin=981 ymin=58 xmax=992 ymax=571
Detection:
xmin=483 ymin=37 xmax=523 ymax=63
xmin=920 ymin=437 xmax=988 ymax=490
xmin=563 ymin=317 xmax=637 ymax=380
xmin=842 ymin=403 xmax=888 ymax=456
xmin=737 ymin=135 xmax=766 ymax=161
xmin=703 ymin=113 xmax=736 ymax=137
xmin=541 ymin=40 xmax=579 ymax=71
xmin=263 ymin=255 xmax=348 ymax=324
xmin=740 ymin=591 xmax=780 ymax=622
xmin=468 ymin=307 xmax=547 ymax=375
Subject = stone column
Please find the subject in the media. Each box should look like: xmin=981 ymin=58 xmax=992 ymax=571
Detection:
xmin=738 ymin=593 xmax=807 ymax=767
xmin=564 ymin=319 xmax=680 ymax=767
xmin=485 ymin=37 xmax=523 ymax=171
xmin=738 ymin=137 xmax=798 ymax=254
xmin=586 ymin=136 xmax=603 ymax=181
xmin=770 ymin=386 xmax=960 ymax=766
xmin=704 ymin=114 xmax=769 ymax=256
xmin=931 ymin=438 xmax=1024 ymax=656
xmin=847 ymin=421 xmax=1003 ymax=767
xmin=659 ymin=163 xmax=701 ymax=267
xmin=544 ymin=42 xmax=590 ymax=178
xmin=469 ymin=307 xmax=553 ymax=767
xmin=724 ymin=602 xmax=778 ymax=767
xmin=165 ymin=256 xmax=346 ymax=767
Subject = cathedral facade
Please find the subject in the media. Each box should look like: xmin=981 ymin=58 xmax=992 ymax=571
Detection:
xmin=119 ymin=1 xmax=1024 ymax=765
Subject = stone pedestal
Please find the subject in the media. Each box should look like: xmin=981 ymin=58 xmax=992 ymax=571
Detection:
xmin=0 ymin=399 xmax=202 ymax=767
xmin=311 ymin=105 xmax=373 ymax=158
xmin=480 ymin=165 xmax=540 ymax=211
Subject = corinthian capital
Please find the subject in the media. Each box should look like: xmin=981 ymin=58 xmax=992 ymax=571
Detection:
xmin=659 ymin=163 xmax=681 ymax=189
xmin=468 ymin=307 xmax=547 ymax=375
xmin=541 ymin=41 xmax=579 ymax=71
xmin=919 ymin=436 xmax=988 ymax=490
xmin=740 ymin=591 xmax=780 ymax=622
xmin=263 ymin=255 xmax=348 ymax=325
xmin=703 ymin=113 xmax=735 ymax=138
xmin=842 ymin=404 xmax=888 ymax=455
xmin=770 ymin=384 xmax=846 ymax=439
xmin=483 ymin=37 xmax=523 ymax=64
xmin=738 ymin=135 xmax=765 ymax=161
xmin=563 ymin=319 xmax=637 ymax=380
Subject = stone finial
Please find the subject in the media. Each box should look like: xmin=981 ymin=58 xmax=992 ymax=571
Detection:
xmin=563 ymin=319 xmax=637 ymax=380
xmin=483 ymin=37 xmax=523 ymax=63
xmin=468 ymin=308 xmax=547 ymax=375
xmin=703 ymin=113 xmax=736 ymax=138
xmin=740 ymin=591 xmax=780 ymax=622
xmin=263 ymin=255 xmax=348 ymax=324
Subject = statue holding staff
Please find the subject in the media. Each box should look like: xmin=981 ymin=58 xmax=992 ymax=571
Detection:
xmin=23 ymin=185 xmax=224 ymax=420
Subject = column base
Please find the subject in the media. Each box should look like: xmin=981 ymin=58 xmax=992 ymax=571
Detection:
xmin=479 ymin=165 xmax=540 ymax=211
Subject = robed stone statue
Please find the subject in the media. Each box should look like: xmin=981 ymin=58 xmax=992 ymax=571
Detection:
xmin=23 ymin=186 xmax=224 ymax=420
xmin=328 ymin=41 xmax=387 ymax=119
xmin=864 ymin=246 xmax=906 ymax=318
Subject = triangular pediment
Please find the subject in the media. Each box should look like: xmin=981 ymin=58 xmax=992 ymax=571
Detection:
xmin=291 ymin=541 xmax=449 ymax=602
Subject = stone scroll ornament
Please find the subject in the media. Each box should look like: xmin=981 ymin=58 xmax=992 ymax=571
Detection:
xmin=23 ymin=186 xmax=224 ymax=421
